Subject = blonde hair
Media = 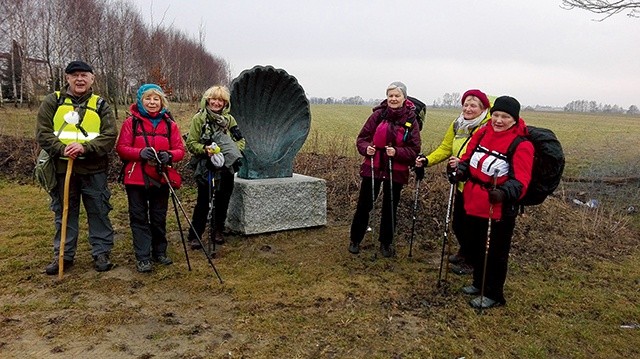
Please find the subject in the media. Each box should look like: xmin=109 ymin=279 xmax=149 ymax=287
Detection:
xmin=463 ymin=95 xmax=486 ymax=110
xmin=203 ymin=85 xmax=231 ymax=103
xmin=141 ymin=88 xmax=169 ymax=110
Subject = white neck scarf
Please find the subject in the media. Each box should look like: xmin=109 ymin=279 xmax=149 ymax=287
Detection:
xmin=454 ymin=109 xmax=488 ymax=135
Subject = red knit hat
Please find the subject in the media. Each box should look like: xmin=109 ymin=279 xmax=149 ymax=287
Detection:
xmin=461 ymin=89 xmax=490 ymax=109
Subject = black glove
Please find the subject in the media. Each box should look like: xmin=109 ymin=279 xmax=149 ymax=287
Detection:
xmin=140 ymin=147 xmax=155 ymax=160
xmin=489 ymin=189 xmax=506 ymax=204
xmin=157 ymin=151 xmax=171 ymax=164
xmin=447 ymin=165 xmax=458 ymax=184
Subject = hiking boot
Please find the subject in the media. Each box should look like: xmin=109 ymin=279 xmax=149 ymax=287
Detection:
xmin=152 ymin=255 xmax=173 ymax=266
xmin=461 ymin=285 xmax=480 ymax=295
xmin=94 ymin=253 xmax=114 ymax=272
xmin=448 ymin=252 xmax=465 ymax=264
xmin=348 ymin=241 xmax=360 ymax=254
xmin=44 ymin=257 xmax=74 ymax=275
xmin=469 ymin=296 xmax=502 ymax=309
xmin=214 ymin=231 xmax=225 ymax=245
xmin=189 ymin=239 xmax=202 ymax=250
xmin=136 ymin=260 xmax=152 ymax=273
xmin=380 ymin=243 xmax=394 ymax=258
xmin=451 ymin=263 xmax=473 ymax=275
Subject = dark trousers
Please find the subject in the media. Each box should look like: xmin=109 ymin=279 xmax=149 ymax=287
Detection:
xmin=466 ymin=214 xmax=516 ymax=304
xmin=51 ymin=171 xmax=114 ymax=260
xmin=350 ymin=177 xmax=403 ymax=246
xmin=125 ymin=185 xmax=169 ymax=261
xmin=451 ymin=189 xmax=470 ymax=257
xmin=188 ymin=170 xmax=235 ymax=241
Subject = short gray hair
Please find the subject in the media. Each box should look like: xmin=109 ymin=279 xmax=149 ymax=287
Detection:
xmin=387 ymin=81 xmax=407 ymax=98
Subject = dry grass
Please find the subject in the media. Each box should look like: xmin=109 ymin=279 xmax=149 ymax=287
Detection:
xmin=0 ymin=105 xmax=639 ymax=358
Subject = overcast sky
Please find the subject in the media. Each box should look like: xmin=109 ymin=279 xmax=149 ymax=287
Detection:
xmin=129 ymin=0 xmax=639 ymax=108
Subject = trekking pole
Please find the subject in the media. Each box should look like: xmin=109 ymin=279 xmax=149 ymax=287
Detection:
xmin=58 ymin=159 xmax=74 ymax=280
xmin=388 ymin=155 xmax=395 ymax=248
xmin=169 ymin=193 xmax=191 ymax=271
xmin=408 ymin=176 xmax=420 ymax=258
xmin=152 ymin=150 xmax=223 ymax=283
xmin=370 ymin=155 xmax=376 ymax=242
xmin=437 ymin=182 xmax=456 ymax=288
xmin=206 ymin=171 xmax=216 ymax=257
xmin=479 ymin=169 xmax=499 ymax=314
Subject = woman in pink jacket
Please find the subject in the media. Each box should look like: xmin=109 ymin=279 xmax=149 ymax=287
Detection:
xmin=349 ymin=82 xmax=421 ymax=258
xmin=116 ymin=84 xmax=185 ymax=273
xmin=450 ymin=96 xmax=534 ymax=309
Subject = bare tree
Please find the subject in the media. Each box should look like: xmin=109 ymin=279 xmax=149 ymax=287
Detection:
xmin=1 ymin=0 xmax=231 ymax=107
xmin=561 ymin=1 xmax=640 ymax=20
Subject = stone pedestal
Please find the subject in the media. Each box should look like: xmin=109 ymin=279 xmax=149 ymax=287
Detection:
xmin=226 ymin=174 xmax=326 ymax=235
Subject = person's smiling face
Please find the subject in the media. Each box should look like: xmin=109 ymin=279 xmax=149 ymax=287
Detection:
xmin=207 ymin=98 xmax=226 ymax=113
xmin=462 ymin=96 xmax=485 ymax=120
xmin=66 ymin=71 xmax=94 ymax=97
xmin=142 ymin=93 xmax=162 ymax=114
xmin=386 ymin=88 xmax=405 ymax=109
xmin=491 ymin=111 xmax=516 ymax=132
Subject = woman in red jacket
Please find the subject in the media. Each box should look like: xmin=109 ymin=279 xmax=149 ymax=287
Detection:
xmin=116 ymin=84 xmax=185 ymax=273
xmin=349 ymin=82 xmax=421 ymax=258
xmin=450 ymin=96 xmax=534 ymax=309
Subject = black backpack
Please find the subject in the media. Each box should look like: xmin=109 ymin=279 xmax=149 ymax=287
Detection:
xmin=508 ymin=126 xmax=565 ymax=206
xmin=407 ymin=96 xmax=426 ymax=131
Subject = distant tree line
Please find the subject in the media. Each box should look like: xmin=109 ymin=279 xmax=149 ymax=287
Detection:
xmin=310 ymin=92 xmax=640 ymax=116
xmin=564 ymin=100 xmax=640 ymax=115
xmin=0 ymin=0 xmax=229 ymax=116
xmin=309 ymin=96 xmax=381 ymax=105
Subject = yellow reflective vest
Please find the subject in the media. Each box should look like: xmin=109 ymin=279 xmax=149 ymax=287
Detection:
xmin=52 ymin=91 xmax=102 ymax=144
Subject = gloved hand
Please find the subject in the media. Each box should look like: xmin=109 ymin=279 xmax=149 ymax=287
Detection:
xmin=140 ymin=147 xmax=155 ymax=160
xmin=157 ymin=151 xmax=171 ymax=164
xmin=210 ymin=152 xmax=224 ymax=168
xmin=488 ymin=189 xmax=506 ymax=204
xmin=447 ymin=165 xmax=458 ymax=184
xmin=205 ymin=142 xmax=221 ymax=155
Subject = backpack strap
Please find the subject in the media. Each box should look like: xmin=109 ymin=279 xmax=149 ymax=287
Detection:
xmin=505 ymin=135 xmax=529 ymax=215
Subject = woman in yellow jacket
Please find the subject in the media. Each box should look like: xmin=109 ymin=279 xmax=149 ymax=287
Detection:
xmin=415 ymin=89 xmax=491 ymax=274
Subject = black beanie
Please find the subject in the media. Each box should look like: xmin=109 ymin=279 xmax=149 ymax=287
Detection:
xmin=491 ymin=96 xmax=520 ymax=121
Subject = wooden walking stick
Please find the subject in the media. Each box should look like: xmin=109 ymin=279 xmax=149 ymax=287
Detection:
xmin=58 ymin=159 xmax=74 ymax=280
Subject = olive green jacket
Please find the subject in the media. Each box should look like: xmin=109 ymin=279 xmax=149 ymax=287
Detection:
xmin=35 ymin=87 xmax=117 ymax=175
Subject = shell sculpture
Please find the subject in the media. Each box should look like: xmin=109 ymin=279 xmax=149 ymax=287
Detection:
xmin=231 ymin=65 xmax=311 ymax=179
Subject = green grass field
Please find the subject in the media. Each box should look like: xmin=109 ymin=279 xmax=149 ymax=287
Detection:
xmin=0 ymin=104 xmax=639 ymax=358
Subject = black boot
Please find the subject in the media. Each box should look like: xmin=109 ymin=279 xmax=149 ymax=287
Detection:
xmin=348 ymin=241 xmax=360 ymax=254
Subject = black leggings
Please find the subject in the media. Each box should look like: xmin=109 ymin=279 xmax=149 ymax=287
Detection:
xmin=350 ymin=177 xmax=403 ymax=246
xmin=466 ymin=214 xmax=516 ymax=304
xmin=188 ymin=171 xmax=235 ymax=240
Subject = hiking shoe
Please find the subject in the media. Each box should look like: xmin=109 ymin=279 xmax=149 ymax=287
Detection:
xmin=348 ymin=241 xmax=360 ymax=254
xmin=380 ymin=243 xmax=394 ymax=258
xmin=469 ymin=296 xmax=502 ymax=309
xmin=461 ymin=285 xmax=480 ymax=295
xmin=44 ymin=258 xmax=74 ymax=275
xmin=214 ymin=231 xmax=225 ymax=245
xmin=136 ymin=260 xmax=152 ymax=273
xmin=152 ymin=255 xmax=173 ymax=265
xmin=93 ymin=253 xmax=114 ymax=272
xmin=189 ymin=239 xmax=202 ymax=250
xmin=448 ymin=252 xmax=465 ymax=264
xmin=451 ymin=263 xmax=473 ymax=275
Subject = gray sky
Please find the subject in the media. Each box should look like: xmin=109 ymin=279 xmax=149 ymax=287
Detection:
xmin=130 ymin=0 xmax=639 ymax=108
